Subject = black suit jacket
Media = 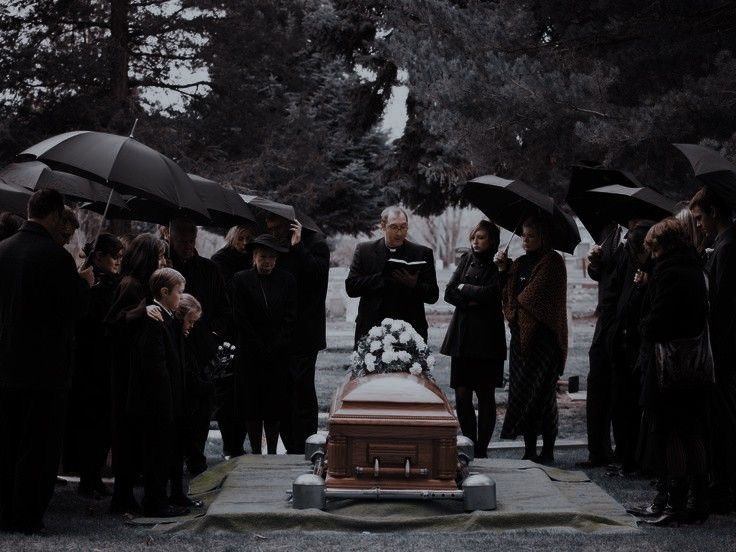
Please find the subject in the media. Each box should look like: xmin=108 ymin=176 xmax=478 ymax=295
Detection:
xmin=345 ymin=238 xmax=439 ymax=347
xmin=440 ymin=252 xmax=506 ymax=360
xmin=231 ymin=268 xmax=297 ymax=365
xmin=706 ymin=224 xmax=736 ymax=378
xmin=276 ymin=233 xmax=330 ymax=354
xmin=0 ymin=221 xmax=89 ymax=390
xmin=129 ymin=309 xmax=184 ymax=422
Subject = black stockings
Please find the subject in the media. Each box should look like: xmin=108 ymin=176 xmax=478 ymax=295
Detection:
xmin=245 ymin=421 xmax=280 ymax=455
xmin=455 ymin=386 xmax=496 ymax=457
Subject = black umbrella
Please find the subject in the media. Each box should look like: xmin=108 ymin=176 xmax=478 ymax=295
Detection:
xmin=0 ymin=180 xmax=31 ymax=218
xmin=240 ymin=194 xmax=322 ymax=233
xmin=461 ymin=175 xmax=581 ymax=254
xmin=80 ymin=195 xmax=211 ymax=226
xmin=566 ymin=165 xmax=641 ymax=242
xmin=18 ymin=130 xmax=209 ymax=220
xmin=188 ymin=174 xmax=256 ymax=228
xmin=673 ymin=143 xmax=736 ymax=208
xmin=585 ymin=185 xmax=678 ymax=228
xmin=0 ymin=161 xmax=128 ymax=210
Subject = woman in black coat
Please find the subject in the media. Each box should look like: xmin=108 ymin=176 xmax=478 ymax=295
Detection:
xmin=638 ymin=218 xmax=709 ymax=525
xmin=441 ymin=220 xmax=506 ymax=458
xmin=231 ymin=235 xmax=297 ymax=455
xmin=64 ymin=234 xmax=123 ymax=498
xmin=105 ymin=233 xmax=167 ymax=514
xmin=211 ymin=224 xmax=255 ymax=285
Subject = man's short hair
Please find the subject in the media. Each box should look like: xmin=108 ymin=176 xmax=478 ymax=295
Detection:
xmin=27 ymin=189 xmax=64 ymax=220
xmin=689 ymin=186 xmax=732 ymax=221
xmin=61 ymin=206 xmax=79 ymax=229
xmin=149 ymin=267 xmax=186 ymax=299
xmin=380 ymin=206 xmax=409 ymax=225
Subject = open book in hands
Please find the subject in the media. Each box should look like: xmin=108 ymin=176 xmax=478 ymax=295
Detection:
xmin=383 ymin=257 xmax=427 ymax=276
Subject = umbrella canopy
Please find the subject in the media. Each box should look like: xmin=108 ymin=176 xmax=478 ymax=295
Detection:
xmin=461 ymin=175 xmax=581 ymax=254
xmin=566 ymin=165 xmax=641 ymax=241
xmin=239 ymin=194 xmax=323 ymax=234
xmin=584 ymin=185 xmax=678 ymax=228
xmin=0 ymin=161 xmax=128 ymax=210
xmin=188 ymin=174 xmax=256 ymax=228
xmin=673 ymin=143 xmax=736 ymax=208
xmin=81 ymin=195 xmax=211 ymax=226
xmin=0 ymin=180 xmax=31 ymax=218
xmin=18 ymin=130 xmax=210 ymax=220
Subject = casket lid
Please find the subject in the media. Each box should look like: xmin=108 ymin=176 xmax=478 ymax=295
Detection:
xmin=329 ymin=373 xmax=457 ymax=424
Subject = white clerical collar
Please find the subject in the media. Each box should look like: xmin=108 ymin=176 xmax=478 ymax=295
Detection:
xmin=154 ymin=299 xmax=173 ymax=318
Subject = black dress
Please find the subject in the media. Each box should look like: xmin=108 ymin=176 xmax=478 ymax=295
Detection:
xmin=441 ymin=251 xmax=506 ymax=389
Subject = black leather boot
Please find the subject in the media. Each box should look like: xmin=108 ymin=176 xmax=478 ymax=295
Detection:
xmin=684 ymin=476 xmax=710 ymax=524
xmin=628 ymin=478 xmax=668 ymax=518
xmin=645 ymin=478 xmax=688 ymax=527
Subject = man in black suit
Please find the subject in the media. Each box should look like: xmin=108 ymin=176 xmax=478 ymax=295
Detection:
xmin=0 ymin=190 xmax=93 ymax=533
xmin=265 ymin=215 xmax=330 ymax=454
xmin=345 ymin=206 xmax=439 ymax=347
xmin=581 ymin=223 xmax=625 ymax=468
xmin=168 ymin=218 xmax=231 ymax=469
xmin=690 ymin=186 xmax=736 ymax=512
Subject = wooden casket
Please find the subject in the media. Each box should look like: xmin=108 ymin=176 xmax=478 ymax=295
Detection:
xmin=325 ymin=373 xmax=460 ymax=491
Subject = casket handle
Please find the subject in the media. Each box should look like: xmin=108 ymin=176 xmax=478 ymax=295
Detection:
xmin=354 ymin=461 xmax=430 ymax=479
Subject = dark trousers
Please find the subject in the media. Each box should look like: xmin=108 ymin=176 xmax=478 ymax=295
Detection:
xmin=611 ymin=364 xmax=641 ymax=470
xmin=215 ymin=376 xmax=246 ymax=457
xmin=184 ymin=385 xmax=214 ymax=474
xmin=68 ymin=375 xmax=112 ymax=487
xmin=586 ymin=337 xmax=615 ymax=462
xmin=141 ymin=417 xmax=171 ymax=514
xmin=0 ymin=387 xmax=67 ymax=531
xmin=280 ymin=352 xmax=319 ymax=454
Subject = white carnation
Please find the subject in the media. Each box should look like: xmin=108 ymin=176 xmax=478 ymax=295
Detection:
xmin=409 ymin=363 xmax=422 ymax=376
xmin=365 ymin=353 xmax=376 ymax=365
xmin=390 ymin=320 xmax=404 ymax=332
xmin=365 ymin=358 xmax=376 ymax=372
xmin=381 ymin=318 xmax=394 ymax=326
xmin=351 ymin=351 xmax=360 ymax=364
xmin=381 ymin=351 xmax=397 ymax=363
xmin=397 ymin=351 xmax=412 ymax=363
xmin=369 ymin=340 xmax=382 ymax=352
xmin=427 ymin=355 xmax=435 ymax=368
xmin=368 ymin=326 xmax=383 ymax=338
xmin=383 ymin=334 xmax=397 ymax=346
xmin=399 ymin=331 xmax=412 ymax=344
xmin=223 ymin=341 xmax=231 ymax=348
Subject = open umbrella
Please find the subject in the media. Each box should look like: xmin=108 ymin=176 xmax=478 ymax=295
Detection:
xmin=461 ymin=175 xmax=581 ymax=254
xmin=673 ymin=143 xmax=736 ymax=208
xmin=188 ymin=174 xmax=256 ymax=228
xmin=0 ymin=180 xmax=31 ymax=218
xmin=584 ymin=185 xmax=677 ymax=228
xmin=240 ymin=194 xmax=323 ymax=233
xmin=0 ymin=161 xmax=128 ymax=210
xmin=18 ymin=130 xmax=209 ymax=221
xmin=566 ymin=165 xmax=641 ymax=242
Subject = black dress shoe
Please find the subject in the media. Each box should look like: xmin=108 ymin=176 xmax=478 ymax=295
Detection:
xmin=109 ymin=499 xmax=142 ymax=515
xmin=143 ymin=505 xmax=190 ymax=518
xmin=644 ymin=509 xmax=686 ymax=527
xmin=627 ymin=503 xmax=665 ymax=518
xmin=532 ymin=452 xmax=554 ymax=466
xmin=169 ymin=495 xmax=204 ymax=508
xmin=575 ymin=458 xmax=608 ymax=468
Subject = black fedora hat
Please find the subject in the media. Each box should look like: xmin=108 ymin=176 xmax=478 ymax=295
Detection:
xmin=247 ymin=233 xmax=289 ymax=254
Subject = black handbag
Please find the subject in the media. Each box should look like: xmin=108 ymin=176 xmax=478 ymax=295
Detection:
xmin=655 ymin=273 xmax=714 ymax=392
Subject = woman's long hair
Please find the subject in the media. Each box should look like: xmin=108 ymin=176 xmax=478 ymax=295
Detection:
xmin=83 ymin=233 xmax=123 ymax=271
xmin=120 ymin=233 xmax=164 ymax=285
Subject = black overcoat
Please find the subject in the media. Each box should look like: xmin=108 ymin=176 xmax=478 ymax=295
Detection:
xmin=211 ymin=245 xmax=251 ymax=288
xmin=345 ymin=238 xmax=439 ymax=347
xmin=275 ymin=233 xmax=330 ymax=354
xmin=129 ymin=310 xmax=184 ymax=422
xmin=0 ymin=221 xmax=89 ymax=390
xmin=440 ymin=252 xmax=506 ymax=360
xmin=172 ymin=250 xmax=231 ymax=364
xmin=705 ymin=224 xmax=736 ymax=379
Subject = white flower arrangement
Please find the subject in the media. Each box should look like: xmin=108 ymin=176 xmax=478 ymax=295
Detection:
xmin=351 ymin=318 xmax=434 ymax=378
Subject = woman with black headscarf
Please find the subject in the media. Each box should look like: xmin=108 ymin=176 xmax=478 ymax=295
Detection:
xmin=441 ymin=220 xmax=506 ymax=458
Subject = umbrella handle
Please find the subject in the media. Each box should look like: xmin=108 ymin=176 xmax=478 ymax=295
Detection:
xmin=86 ymin=185 xmax=116 ymax=267
xmin=597 ymin=226 xmax=617 ymax=247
